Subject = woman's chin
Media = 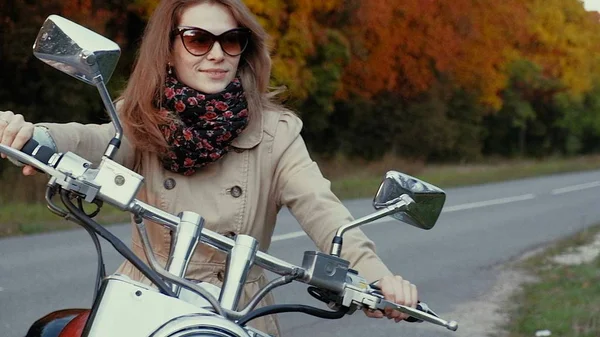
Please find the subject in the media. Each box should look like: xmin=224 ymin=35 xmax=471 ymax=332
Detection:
xmin=192 ymin=81 xmax=229 ymax=94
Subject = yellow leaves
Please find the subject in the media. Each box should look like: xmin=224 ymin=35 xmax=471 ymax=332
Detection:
xmin=244 ymin=0 xmax=286 ymax=33
xmin=246 ymin=0 xmax=345 ymax=101
xmin=271 ymin=58 xmax=314 ymax=100
xmin=522 ymin=0 xmax=600 ymax=98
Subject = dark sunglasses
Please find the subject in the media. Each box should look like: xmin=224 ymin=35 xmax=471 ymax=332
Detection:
xmin=172 ymin=26 xmax=251 ymax=57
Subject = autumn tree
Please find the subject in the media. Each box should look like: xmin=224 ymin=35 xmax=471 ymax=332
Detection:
xmin=521 ymin=0 xmax=600 ymax=98
xmin=483 ymin=0 xmax=600 ymax=156
xmin=340 ymin=0 xmax=528 ymax=108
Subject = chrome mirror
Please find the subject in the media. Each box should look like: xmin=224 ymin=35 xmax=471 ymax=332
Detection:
xmin=33 ymin=15 xmax=120 ymax=85
xmin=373 ymin=171 xmax=445 ymax=230
xmin=32 ymin=15 xmax=122 ymax=159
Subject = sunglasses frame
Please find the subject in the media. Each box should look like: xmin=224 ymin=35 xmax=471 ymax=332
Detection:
xmin=171 ymin=26 xmax=251 ymax=57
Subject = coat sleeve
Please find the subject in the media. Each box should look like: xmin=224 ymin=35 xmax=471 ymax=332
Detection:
xmin=33 ymin=101 xmax=136 ymax=168
xmin=271 ymin=111 xmax=393 ymax=283
xmin=34 ymin=121 xmax=136 ymax=169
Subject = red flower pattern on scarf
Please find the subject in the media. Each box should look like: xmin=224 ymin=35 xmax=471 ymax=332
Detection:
xmin=158 ymin=74 xmax=249 ymax=175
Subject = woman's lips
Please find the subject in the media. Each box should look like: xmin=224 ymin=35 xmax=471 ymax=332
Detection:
xmin=201 ymin=69 xmax=228 ymax=80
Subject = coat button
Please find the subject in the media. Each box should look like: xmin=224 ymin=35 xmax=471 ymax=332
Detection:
xmin=216 ymin=270 xmax=225 ymax=282
xmin=163 ymin=178 xmax=176 ymax=190
xmin=230 ymin=186 xmax=242 ymax=198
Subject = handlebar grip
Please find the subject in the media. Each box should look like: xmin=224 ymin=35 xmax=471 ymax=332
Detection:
xmin=21 ymin=139 xmax=56 ymax=166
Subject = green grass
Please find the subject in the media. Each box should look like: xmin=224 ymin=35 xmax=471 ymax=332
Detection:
xmin=3 ymin=154 xmax=600 ymax=237
xmin=327 ymin=155 xmax=600 ymax=200
xmin=505 ymin=225 xmax=600 ymax=337
xmin=0 ymin=202 xmax=130 ymax=237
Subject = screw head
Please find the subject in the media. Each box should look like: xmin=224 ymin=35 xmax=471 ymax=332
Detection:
xmin=114 ymin=175 xmax=125 ymax=186
xmin=82 ymin=51 xmax=96 ymax=65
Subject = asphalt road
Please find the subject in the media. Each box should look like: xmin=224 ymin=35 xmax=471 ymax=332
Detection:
xmin=2 ymin=170 xmax=600 ymax=337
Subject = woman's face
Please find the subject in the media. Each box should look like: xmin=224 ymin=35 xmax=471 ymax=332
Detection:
xmin=171 ymin=2 xmax=242 ymax=94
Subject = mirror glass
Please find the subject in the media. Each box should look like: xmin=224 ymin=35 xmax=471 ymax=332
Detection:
xmin=373 ymin=171 xmax=446 ymax=230
xmin=32 ymin=15 xmax=120 ymax=85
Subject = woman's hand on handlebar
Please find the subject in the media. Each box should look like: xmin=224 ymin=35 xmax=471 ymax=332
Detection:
xmin=364 ymin=275 xmax=418 ymax=322
xmin=0 ymin=111 xmax=37 ymax=175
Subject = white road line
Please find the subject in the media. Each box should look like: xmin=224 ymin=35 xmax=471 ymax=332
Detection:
xmin=442 ymin=194 xmax=536 ymax=212
xmin=271 ymin=231 xmax=306 ymax=242
xmin=551 ymin=181 xmax=600 ymax=195
xmin=271 ymin=193 xmax=536 ymax=242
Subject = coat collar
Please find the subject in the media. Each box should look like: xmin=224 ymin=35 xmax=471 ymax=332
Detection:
xmin=231 ymin=110 xmax=263 ymax=149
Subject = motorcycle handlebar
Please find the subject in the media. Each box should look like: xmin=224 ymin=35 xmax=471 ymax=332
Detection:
xmin=361 ymin=283 xmax=457 ymax=331
xmin=129 ymin=198 xmax=306 ymax=279
xmin=1 ymin=140 xmax=457 ymax=332
xmin=3 ymin=140 xmax=308 ymax=281
xmin=0 ymin=142 xmax=63 ymax=178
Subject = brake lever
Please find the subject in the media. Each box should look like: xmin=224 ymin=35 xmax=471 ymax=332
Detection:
xmin=368 ymin=282 xmax=432 ymax=322
xmin=375 ymin=298 xmax=458 ymax=331
xmin=363 ymin=281 xmax=458 ymax=331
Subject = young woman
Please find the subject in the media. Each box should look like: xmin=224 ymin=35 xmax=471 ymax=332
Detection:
xmin=0 ymin=1 xmax=417 ymax=335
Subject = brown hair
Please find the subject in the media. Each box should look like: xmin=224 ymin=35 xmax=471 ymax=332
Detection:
xmin=118 ymin=0 xmax=278 ymax=154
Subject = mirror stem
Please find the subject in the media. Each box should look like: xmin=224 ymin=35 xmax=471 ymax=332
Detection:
xmin=92 ymin=75 xmax=123 ymax=160
xmin=330 ymin=194 xmax=414 ymax=257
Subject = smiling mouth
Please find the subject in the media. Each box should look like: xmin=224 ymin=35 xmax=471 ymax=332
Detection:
xmin=201 ymin=70 xmax=229 ymax=80
xmin=201 ymin=70 xmax=228 ymax=74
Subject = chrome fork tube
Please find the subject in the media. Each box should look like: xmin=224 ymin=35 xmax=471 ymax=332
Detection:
xmin=219 ymin=234 xmax=258 ymax=311
xmin=165 ymin=211 xmax=204 ymax=296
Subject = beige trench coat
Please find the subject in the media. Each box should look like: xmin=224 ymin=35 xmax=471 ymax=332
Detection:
xmin=38 ymin=108 xmax=392 ymax=336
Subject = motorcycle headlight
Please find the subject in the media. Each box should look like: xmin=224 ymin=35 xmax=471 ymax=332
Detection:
xmin=150 ymin=314 xmax=251 ymax=337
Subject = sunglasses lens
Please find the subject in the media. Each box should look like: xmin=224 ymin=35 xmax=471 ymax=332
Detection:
xmin=182 ymin=30 xmax=215 ymax=55
xmin=220 ymin=30 xmax=249 ymax=56
xmin=179 ymin=29 xmax=250 ymax=56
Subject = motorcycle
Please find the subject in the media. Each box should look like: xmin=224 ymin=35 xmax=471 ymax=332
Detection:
xmin=1 ymin=15 xmax=459 ymax=337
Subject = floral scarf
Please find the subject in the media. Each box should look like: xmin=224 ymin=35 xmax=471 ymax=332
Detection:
xmin=158 ymin=74 xmax=249 ymax=176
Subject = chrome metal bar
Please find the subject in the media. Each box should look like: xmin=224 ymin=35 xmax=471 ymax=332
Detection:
xmin=377 ymin=299 xmax=458 ymax=331
xmin=165 ymin=212 xmax=204 ymax=296
xmin=92 ymin=75 xmax=122 ymax=160
xmin=335 ymin=195 xmax=412 ymax=238
xmin=199 ymin=229 xmax=306 ymax=279
xmin=330 ymin=195 xmax=413 ymax=256
xmin=128 ymin=199 xmax=307 ymax=279
xmin=135 ymin=220 xmax=225 ymax=317
xmin=129 ymin=199 xmax=179 ymax=231
xmin=0 ymin=144 xmax=63 ymax=178
xmin=219 ymin=235 xmax=258 ymax=311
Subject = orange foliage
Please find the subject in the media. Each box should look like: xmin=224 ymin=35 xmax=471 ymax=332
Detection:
xmin=451 ymin=0 xmax=529 ymax=108
xmin=341 ymin=0 xmax=528 ymax=109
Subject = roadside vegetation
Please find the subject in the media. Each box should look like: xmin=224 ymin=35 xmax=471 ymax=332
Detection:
xmin=3 ymin=1 xmax=600 ymax=235
xmin=504 ymin=225 xmax=600 ymax=337
xmin=2 ymin=154 xmax=600 ymax=237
